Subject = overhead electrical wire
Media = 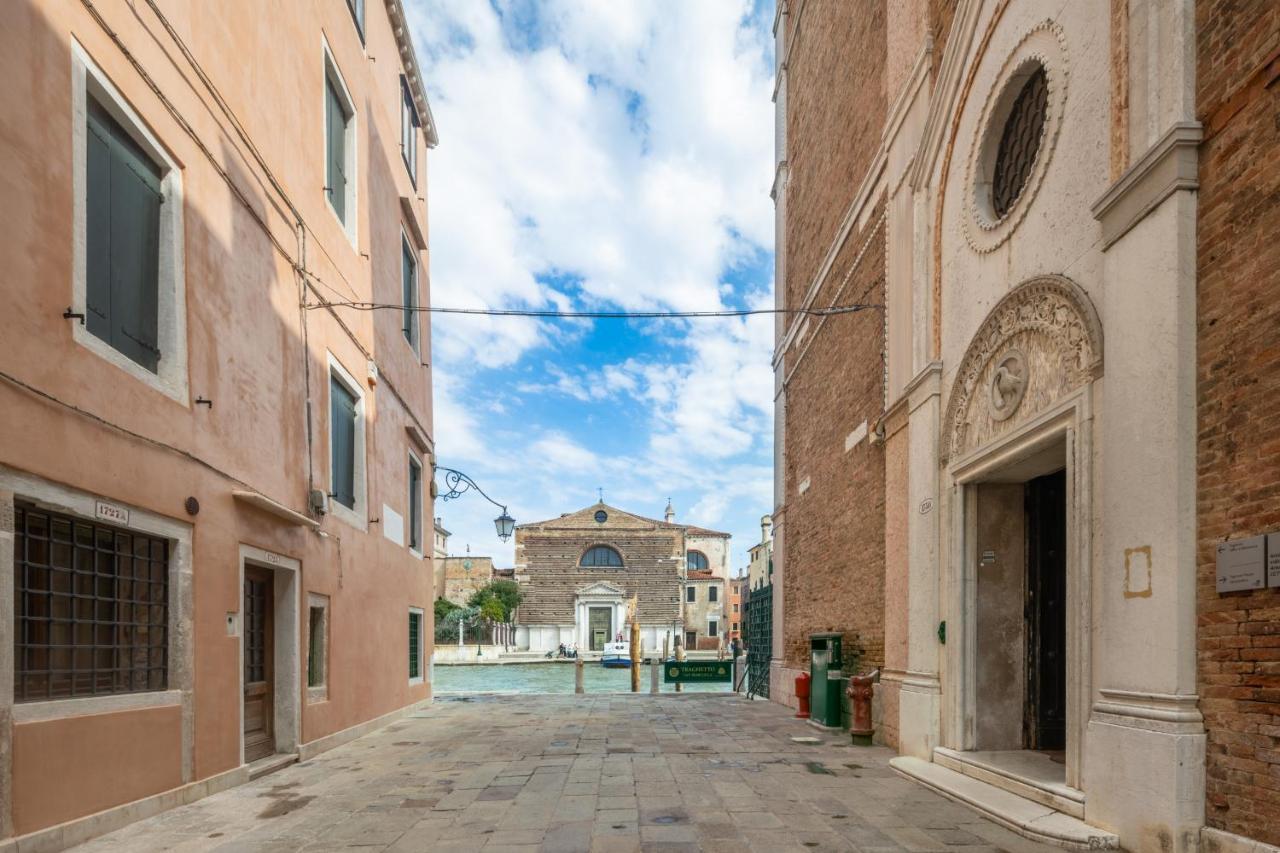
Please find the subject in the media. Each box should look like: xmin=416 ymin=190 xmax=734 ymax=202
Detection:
xmin=301 ymin=301 xmax=883 ymax=319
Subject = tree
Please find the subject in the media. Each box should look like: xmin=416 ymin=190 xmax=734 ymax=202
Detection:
xmin=478 ymin=597 xmax=506 ymax=625
xmin=434 ymin=597 xmax=459 ymax=624
xmin=466 ymin=579 xmax=522 ymax=622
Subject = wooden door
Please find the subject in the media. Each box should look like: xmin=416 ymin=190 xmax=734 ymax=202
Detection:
xmin=243 ymin=568 xmax=275 ymax=762
xmin=588 ymin=607 xmax=611 ymax=651
xmin=1025 ymin=470 xmax=1067 ymax=751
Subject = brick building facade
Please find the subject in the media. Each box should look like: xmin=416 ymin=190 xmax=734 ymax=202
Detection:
xmin=1194 ymin=1 xmax=1280 ymax=845
xmin=512 ymin=503 xmax=729 ymax=656
xmin=770 ymin=0 xmax=889 ymax=711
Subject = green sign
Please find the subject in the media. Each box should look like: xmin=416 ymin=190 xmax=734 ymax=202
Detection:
xmin=663 ymin=659 xmax=732 ymax=683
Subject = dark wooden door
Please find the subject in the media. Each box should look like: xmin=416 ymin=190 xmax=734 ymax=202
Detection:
xmin=588 ymin=607 xmax=611 ymax=651
xmin=1025 ymin=470 xmax=1067 ymax=751
xmin=243 ymin=568 xmax=274 ymax=763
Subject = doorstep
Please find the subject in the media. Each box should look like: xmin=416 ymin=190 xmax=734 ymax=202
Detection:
xmin=247 ymin=752 xmax=299 ymax=781
xmin=890 ymin=756 xmax=1119 ymax=851
xmin=933 ymin=747 xmax=1085 ymax=818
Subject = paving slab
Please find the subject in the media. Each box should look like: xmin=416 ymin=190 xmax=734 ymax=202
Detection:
xmin=67 ymin=693 xmax=1063 ymax=853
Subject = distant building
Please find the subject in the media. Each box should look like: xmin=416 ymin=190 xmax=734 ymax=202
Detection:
xmin=746 ymin=514 xmax=772 ymax=590
xmin=432 ymin=516 xmax=450 ymax=598
xmin=440 ymin=555 xmax=496 ymax=607
xmin=727 ymin=572 xmax=747 ymax=643
xmin=513 ymin=501 xmax=730 ymax=655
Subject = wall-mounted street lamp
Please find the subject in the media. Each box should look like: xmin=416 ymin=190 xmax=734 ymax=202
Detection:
xmin=434 ymin=465 xmax=516 ymax=542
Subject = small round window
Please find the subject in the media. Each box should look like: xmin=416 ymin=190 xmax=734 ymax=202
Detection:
xmin=594 ymin=510 xmax=608 ymax=523
xmin=990 ymin=65 xmax=1047 ymax=220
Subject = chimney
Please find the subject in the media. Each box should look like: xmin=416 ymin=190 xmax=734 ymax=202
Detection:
xmin=760 ymin=514 xmax=773 ymax=543
xmin=664 ymin=499 xmax=675 ymax=524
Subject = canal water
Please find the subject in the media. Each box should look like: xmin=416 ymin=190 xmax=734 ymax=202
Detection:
xmin=432 ymin=661 xmax=732 ymax=694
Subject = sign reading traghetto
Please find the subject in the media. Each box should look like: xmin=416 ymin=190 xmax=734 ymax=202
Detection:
xmin=1216 ymin=535 xmax=1266 ymax=593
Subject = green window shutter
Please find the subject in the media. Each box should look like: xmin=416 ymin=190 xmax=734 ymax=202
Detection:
xmin=326 ymin=80 xmax=346 ymax=223
xmin=86 ymin=99 xmax=162 ymax=373
xmin=402 ymin=238 xmax=416 ymax=348
xmin=330 ymin=377 xmax=357 ymax=509
xmin=85 ymin=108 xmax=113 ymax=343
xmin=409 ymin=457 xmax=422 ymax=550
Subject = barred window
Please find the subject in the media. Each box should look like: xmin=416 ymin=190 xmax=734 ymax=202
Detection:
xmin=991 ymin=65 xmax=1048 ymax=219
xmin=14 ymin=503 xmax=168 ymax=701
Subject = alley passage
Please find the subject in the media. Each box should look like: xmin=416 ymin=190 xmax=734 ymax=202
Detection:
xmin=71 ymin=695 xmax=1059 ymax=853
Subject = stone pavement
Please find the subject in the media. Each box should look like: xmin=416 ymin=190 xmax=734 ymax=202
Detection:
xmin=70 ymin=693 xmax=1061 ymax=853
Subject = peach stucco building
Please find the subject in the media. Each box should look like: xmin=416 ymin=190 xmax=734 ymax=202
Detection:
xmin=0 ymin=0 xmax=439 ymax=845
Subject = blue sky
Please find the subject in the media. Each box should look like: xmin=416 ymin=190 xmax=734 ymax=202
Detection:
xmin=406 ymin=1 xmax=777 ymax=570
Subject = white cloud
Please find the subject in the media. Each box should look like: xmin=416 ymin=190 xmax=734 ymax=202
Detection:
xmin=408 ymin=1 xmax=777 ymax=567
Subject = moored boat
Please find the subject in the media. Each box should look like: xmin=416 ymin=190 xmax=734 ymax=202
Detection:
xmin=601 ymin=641 xmax=631 ymax=668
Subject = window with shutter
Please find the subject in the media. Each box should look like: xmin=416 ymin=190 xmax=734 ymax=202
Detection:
xmin=408 ymin=455 xmax=423 ymax=552
xmin=325 ymin=79 xmax=348 ymax=224
xmin=330 ymin=376 xmax=357 ymax=509
xmin=400 ymin=77 xmax=418 ymax=184
xmin=85 ymin=98 xmax=163 ymax=373
xmin=402 ymin=235 xmax=417 ymax=350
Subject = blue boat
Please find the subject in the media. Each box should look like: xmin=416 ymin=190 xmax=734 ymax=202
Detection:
xmin=601 ymin=641 xmax=631 ymax=668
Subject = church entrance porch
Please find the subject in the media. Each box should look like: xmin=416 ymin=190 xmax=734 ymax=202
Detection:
xmin=587 ymin=606 xmax=612 ymax=651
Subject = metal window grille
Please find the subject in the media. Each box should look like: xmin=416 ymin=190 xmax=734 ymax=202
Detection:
xmin=991 ymin=66 xmax=1048 ymax=219
xmin=408 ymin=612 xmax=422 ymax=679
xmin=746 ymin=582 xmax=773 ymax=698
xmin=14 ymin=503 xmax=168 ymax=702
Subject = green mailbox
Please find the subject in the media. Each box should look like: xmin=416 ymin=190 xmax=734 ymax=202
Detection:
xmin=809 ymin=633 xmax=845 ymax=728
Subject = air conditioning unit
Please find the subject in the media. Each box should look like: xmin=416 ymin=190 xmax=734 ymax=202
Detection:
xmin=309 ymin=489 xmax=329 ymax=516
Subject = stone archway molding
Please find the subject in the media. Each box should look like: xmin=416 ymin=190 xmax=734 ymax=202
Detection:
xmin=942 ymin=275 xmax=1102 ymax=463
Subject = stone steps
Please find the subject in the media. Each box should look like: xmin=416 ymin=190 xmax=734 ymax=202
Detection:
xmin=932 ymin=747 xmax=1085 ymax=818
xmin=890 ymin=756 xmax=1119 ymax=850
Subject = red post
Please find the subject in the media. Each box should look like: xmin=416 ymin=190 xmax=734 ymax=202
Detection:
xmin=794 ymin=671 xmax=811 ymax=719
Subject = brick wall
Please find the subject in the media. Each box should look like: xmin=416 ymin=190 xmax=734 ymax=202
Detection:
xmin=784 ymin=0 xmax=887 ymax=310
xmin=782 ymin=217 xmax=887 ymax=674
xmin=1195 ymin=0 xmax=1280 ymax=843
xmin=780 ymin=1 xmax=888 ymax=680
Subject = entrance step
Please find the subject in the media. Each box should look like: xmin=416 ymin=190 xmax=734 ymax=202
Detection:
xmin=247 ymin=752 xmax=299 ymax=781
xmin=890 ymin=757 xmax=1118 ymax=851
xmin=933 ymin=747 xmax=1085 ymax=818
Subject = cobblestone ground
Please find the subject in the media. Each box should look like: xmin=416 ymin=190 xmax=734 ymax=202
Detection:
xmin=71 ymin=693 xmax=1059 ymax=853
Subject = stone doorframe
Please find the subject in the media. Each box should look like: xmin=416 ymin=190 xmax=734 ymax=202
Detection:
xmin=237 ymin=544 xmax=299 ymax=765
xmin=938 ymin=276 xmax=1103 ymax=793
xmin=573 ymin=581 xmax=627 ymax=651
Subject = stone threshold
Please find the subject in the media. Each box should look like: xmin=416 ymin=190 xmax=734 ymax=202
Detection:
xmin=933 ymin=747 xmax=1085 ymax=818
xmin=247 ymin=752 xmax=299 ymax=781
xmin=890 ymin=756 xmax=1119 ymax=850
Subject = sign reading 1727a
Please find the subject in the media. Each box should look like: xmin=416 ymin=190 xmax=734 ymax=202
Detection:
xmin=663 ymin=659 xmax=731 ymax=683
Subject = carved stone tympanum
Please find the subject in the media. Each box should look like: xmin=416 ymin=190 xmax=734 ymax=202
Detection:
xmin=942 ymin=276 xmax=1102 ymax=462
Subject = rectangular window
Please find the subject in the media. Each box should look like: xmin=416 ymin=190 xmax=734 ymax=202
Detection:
xmin=408 ymin=609 xmax=424 ymax=682
xmin=346 ymin=0 xmax=364 ymax=41
xmin=686 ymin=586 xmax=695 ymax=603
xmin=408 ymin=453 xmax=423 ymax=552
xmin=400 ymin=76 xmax=419 ymax=184
xmin=14 ymin=503 xmax=169 ymax=701
xmin=402 ymin=233 xmax=418 ymax=351
xmin=86 ymin=97 xmax=163 ymax=374
xmin=709 ymin=585 xmax=718 ymax=602
xmin=325 ymin=76 xmax=350 ymax=224
xmin=307 ymin=596 xmax=328 ymax=692
xmin=733 ymin=622 xmax=739 ymax=632
xmin=709 ymin=620 xmax=719 ymax=637
xmin=330 ymin=374 xmax=357 ymax=510
xmin=733 ymin=603 xmax=739 ymax=613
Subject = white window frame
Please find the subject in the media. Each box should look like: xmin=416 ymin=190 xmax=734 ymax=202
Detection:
xmin=322 ymin=39 xmax=358 ymax=246
xmin=326 ymin=353 xmax=367 ymax=530
xmin=401 ymin=228 xmax=419 ymax=354
xmin=409 ymin=607 xmax=425 ymax=685
xmin=70 ymin=40 xmax=188 ymax=405
xmin=407 ymin=449 xmax=424 ymax=558
xmin=306 ymin=592 xmax=329 ymax=704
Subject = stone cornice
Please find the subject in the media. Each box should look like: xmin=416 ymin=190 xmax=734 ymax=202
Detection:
xmin=1091 ymin=121 xmax=1202 ymax=249
xmin=384 ymin=0 xmax=438 ymax=147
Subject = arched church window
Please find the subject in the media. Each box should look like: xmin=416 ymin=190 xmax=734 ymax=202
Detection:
xmin=687 ymin=550 xmax=709 ymax=571
xmin=580 ymin=545 xmax=624 ymax=568
xmin=991 ymin=64 xmax=1047 ymax=219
